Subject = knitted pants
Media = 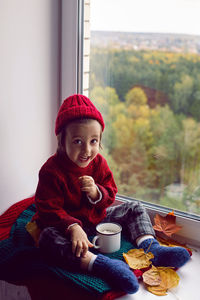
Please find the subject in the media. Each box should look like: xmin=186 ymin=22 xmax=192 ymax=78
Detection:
xmin=38 ymin=201 xmax=155 ymax=269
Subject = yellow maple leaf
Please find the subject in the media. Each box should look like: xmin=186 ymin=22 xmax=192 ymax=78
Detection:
xmin=142 ymin=265 xmax=161 ymax=286
xmin=123 ymin=248 xmax=154 ymax=269
xmin=146 ymin=267 xmax=180 ymax=296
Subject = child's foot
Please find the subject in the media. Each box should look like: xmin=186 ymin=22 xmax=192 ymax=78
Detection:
xmin=92 ymin=254 xmax=139 ymax=294
xmin=140 ymin=238 xmax=190 ymax=268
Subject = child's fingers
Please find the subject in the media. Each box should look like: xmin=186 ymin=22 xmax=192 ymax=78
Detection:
xmin=81 ymin=241 xmax=93 ymax=257
xmin=71 ymin=240 xmax=77 ymax=255
xmin=80 ymin=184 xmax=94 ymax=191
xmin=79 ymin=175 xmax=92 ymax=180
xmin=80 ymin=179 xmax=95 ymax=188
xmin=75 ymin=241 xmax=83 ymax=257
xmin=80 ymin=186 xmax=92 ymax=193
xmin=81 ymin=241 xmax=89 ymax=257
xmin=88 ymin=241 xmax=94 ymax=248
xmin=79 ymin=176 xmax=94 ymax=185
xmin=80 ymin=177 xmax=93 ymax=183
xmin=71 ymin=240 xmax=83 ymax=257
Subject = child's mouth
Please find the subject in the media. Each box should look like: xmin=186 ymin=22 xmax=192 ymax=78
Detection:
xmin=79 ymin=156 xmax=90 ymax=162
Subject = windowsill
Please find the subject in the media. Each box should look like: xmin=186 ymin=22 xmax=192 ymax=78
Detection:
xmin=116 ymin=244 xmax=200 ymax=300
xmin=115 ymin=195 xmax=200 ymax=300
xmin=116 ymin=195 xmax=200 ymax=248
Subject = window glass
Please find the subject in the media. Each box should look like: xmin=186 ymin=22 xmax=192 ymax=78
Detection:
xmin=83 ymin=0 xmax=200 ymax=216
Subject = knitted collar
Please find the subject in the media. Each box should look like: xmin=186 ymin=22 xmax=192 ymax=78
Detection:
xmin=55 ymin=151 xmax=94 ymax=176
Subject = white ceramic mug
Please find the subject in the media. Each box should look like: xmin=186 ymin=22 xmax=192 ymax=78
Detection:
xmin=92 ymin=222 xmax=122 ymax=253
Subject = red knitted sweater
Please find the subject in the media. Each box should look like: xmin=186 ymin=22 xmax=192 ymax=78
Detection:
xmin=32 ymin=152 xmax=117 ymax=233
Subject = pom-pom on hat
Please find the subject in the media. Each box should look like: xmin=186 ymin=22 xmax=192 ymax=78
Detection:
xmin=55 ymin=94 xmax=105 ymax=135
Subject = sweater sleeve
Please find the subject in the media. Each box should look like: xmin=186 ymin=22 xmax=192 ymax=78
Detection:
xmin=34 ymin=168 xmax=82 ymax=232
xmin=91 ymin=155 xmax=118 ymax=211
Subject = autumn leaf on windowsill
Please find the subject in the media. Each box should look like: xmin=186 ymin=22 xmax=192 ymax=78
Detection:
xmin=153 ymin=211 xmax=182 ymax=237
xmin=142 ymin=265 xmax=161 ymax=286
xmin=123 ymin=248 xmax=154 ymax=269
xmin=144 ymin=266 xmax=180 ymax=296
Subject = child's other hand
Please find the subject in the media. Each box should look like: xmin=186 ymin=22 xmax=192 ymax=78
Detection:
xmin=68 ymin=224 xmax=93 ymax=257
xmin=79 ymin=176 xmax=99 ymax=200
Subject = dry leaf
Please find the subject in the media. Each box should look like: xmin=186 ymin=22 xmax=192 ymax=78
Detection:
xmin=153 ymin=211 xmax=182 ymax=237
xmin=146 ymin=267 xmax=180 ymax=296
xmin=123 ymin=248 xmax=154 ymax=269
xmin=168 ymin=210 xmax=175 ymax=216
xmin=26 ymin=221 xmax=41 ymax=246
xmin=142 ymin=265 xmax=161 ymax=286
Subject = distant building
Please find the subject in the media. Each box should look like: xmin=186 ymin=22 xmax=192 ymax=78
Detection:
xmin=91 ymin=31 xmax=200 ymax=54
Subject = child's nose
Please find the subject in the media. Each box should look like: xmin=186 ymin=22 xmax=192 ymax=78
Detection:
xmin=82 ymin=143 xmax=91 ymax=154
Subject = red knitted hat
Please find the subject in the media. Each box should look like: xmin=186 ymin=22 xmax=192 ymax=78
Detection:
xmin=55 ymin=94 xmax=105 ymax=135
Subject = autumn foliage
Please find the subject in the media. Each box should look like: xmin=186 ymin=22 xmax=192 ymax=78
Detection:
xmin=89 ymin=48 xmax=200 ymax=215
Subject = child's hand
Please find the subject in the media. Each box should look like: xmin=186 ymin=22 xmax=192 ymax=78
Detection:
xmin=79 ymin=176 xmax=99 ymax=200
xmin=68 ymin=224 xmax=93 ymax=257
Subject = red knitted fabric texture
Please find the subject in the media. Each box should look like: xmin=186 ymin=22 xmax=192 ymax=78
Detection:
xmin=0 ymin=196 xmax=35 ymax=241
xmin=55 ymin=94 xmax=105 ymax=135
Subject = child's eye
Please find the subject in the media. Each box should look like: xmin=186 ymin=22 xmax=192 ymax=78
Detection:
xmin=73 ymin=139 xmax=82 ymax=145
xmin=91 ymin=139 xmax=98 ymax=144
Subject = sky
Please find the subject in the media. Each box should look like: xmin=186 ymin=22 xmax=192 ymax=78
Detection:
xmin=90 ymin=0 xmax=200 ymax=36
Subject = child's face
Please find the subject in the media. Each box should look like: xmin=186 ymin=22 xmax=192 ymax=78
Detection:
xmin=65 ymin=119 xmax=101 ymax=168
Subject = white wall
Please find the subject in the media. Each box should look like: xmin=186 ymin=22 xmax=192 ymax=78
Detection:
xmin=0 ymin=0 xmax=60 ymax=214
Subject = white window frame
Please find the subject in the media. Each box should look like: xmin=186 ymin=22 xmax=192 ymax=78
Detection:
xmin=117 ymin=195 xmax=200 ymax=247
xmin=61 ymin=0 xmax=83 ymax=99
xmin=62 ymin=0 xmax=200 ymax=247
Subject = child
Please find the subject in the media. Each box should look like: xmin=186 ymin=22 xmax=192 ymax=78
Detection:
xmin=31 ymin=94 xmax=190 ymax=294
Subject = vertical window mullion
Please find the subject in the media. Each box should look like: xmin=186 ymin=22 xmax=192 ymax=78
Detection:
xmin=77 ymin=0 xmax=84 ymax=94
xmin=61 ymin=0 xmax=80 ymax=99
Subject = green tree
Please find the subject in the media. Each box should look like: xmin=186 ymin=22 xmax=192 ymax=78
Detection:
xmin=90 ymin=86 xmax=125 ymax=153
xmin=181 ymin=118 xmax=200 ymax=187
xmin=149 ymin=105 xmax=183 ymax=193
xmin=172 ymin=74 xmax=194 ymax=114
xmin=125 ymin=86 xmax=147 ymax=106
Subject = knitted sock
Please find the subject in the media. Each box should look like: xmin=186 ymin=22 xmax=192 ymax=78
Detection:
xmin=92 ymin=254 xmax=139 ymax=294
xmin=140 ymin=238 xmax=190 ymax=268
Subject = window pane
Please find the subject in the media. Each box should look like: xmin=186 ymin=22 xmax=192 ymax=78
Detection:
xmin=83 ymin=0 xmax=200 ymax=216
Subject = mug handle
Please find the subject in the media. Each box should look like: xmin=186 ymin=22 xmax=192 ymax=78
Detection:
xmin=92 ymin=235 xmax=100 ymax=249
